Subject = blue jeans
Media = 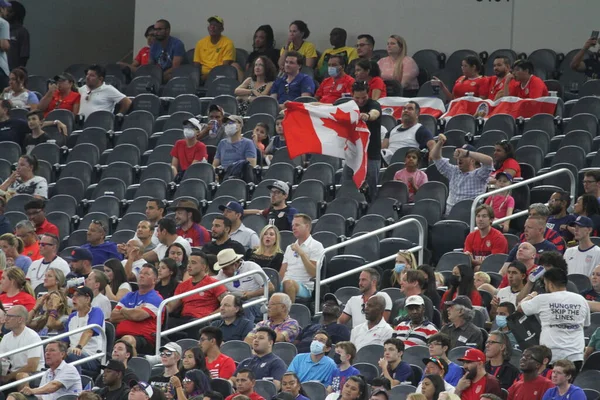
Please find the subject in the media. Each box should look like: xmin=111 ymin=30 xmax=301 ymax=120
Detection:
xmin=342 ymin=159 xmax=380 ymax=198
xmin=66 ymin=352 xmax=101 ymax=379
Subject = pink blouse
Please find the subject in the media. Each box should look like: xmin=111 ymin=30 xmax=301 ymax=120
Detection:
xmin=377 ymin=56 xmax=420 ymax=90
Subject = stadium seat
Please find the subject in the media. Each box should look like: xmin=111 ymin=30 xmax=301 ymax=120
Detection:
xmin=89 ymin=195 xmax=121 ymax=219
xmin=31 ymin=142 xmax=61 ymax=166
xmin=290 ymin=303 xmax=311 ymax=328
xmin=77 ymin=127 xmax=108 ymax=153
xmin=523 ymin=114 xmax=556 ymax=138
xmin=66 ymin=229 xmax=88 ymax=248
xmin=106 ymin=144 xmax=141 ymax=167
xmin=515 ymin=145 xmax=544 ymax=172
xmin=134 ymin=64 xmax=163 ymax=82
xmin=417 ymin=80 xmax=449 ymax=103
xmin=101 ymin=162 xmax=135 ymax=187
xmin=568 ymin=274 xmax=592 ymax=292
xmin=431 ymin=221 xmax=470 ymax=263
xmin=414 ymin=181 xmax=448 ymax=214
xmin=445 ymin=49 xmax=478 ymax=81
xmin=313 ymin=213 xmax=347 ymax=237
xmin=167 ymin=94 xmax=202 ymax=115
xmin=482 ymin=114 xmax=516 ymax=138
xmin=571 ymin=96 xmax=600 ymax=118
xmin=325 ymin=255 xmax=367 ymax=293
xmin=271 ymin=147 xmax=302 ymax=167
xmin=564 ymin=113 xmax=598 ymax=137
xmin=447 ymin=199 xmax=474 ymax=225
xmin=220 ymin=340 xmax=252 ymax=363
xmin=140 ymin=162 xmax=173 ymax=185
xmin=131 ymin=178 xmax=167 ymax=200
xmin=181 ymin=163 xmax=215 ymax=184
xmin=46 ymin=211 xmax=72 ymax=241
xmin=206 ymin=196 xmax=237 ymax=215
xmin=246 ymin=96 xmax=279 ymax=118
xmin=355 ymin=344 xmax=385 ymax=372
xmin=367 ymin=197 xmax=399 ymax=221
xmin=54 ymin=177 xmax=85 ymax=203
xmin=91 ymin=178 xmax=126 ymax=200
xmin=209 ymin=95 xmax=239 ymax=115
xmin=146 ymin=145 xmax=173 ymax=165
xmin=302 ymin=382 xmax=327 ymax=400
xmin=476 ymin=130 xmax=508 ymax=149
xmin=293 ymin=179 xmax=326 ymax=202
xmin=551 ymin=145 xmax=586 ymax=169
xmin=244 ymin=113 xmax=275 ymax=133
xmin=155 ymin=129 xmax=184 ymax=147
xmin=517 ymin=130 xmax=550 ymax=156
xmin=214 ymin=179 xmax=248 ymax=201
xmin=131 ymin=93 xmax=161 ymax=117
xmin=580 ymin=80 xmax=600 ymax=97
xmin=445 ymin=114 xmax=477 ymax=134
xmin=263 ymin=163 xmax=296 ymax=185
xmin=302 ymin=162 xmax=335 ymax=186
xmin=528 ymin=49 xmax=558 ymax=79
xmin=162 ymin=77 xmax=197 ymax=98
xmin=413 ymin=49 xmax=445 ymax=75
xmin=84 ymin=110 xmax=115 ymax=131
xmin=115 ymin=212 xmax=146 ymax=232
xmin=345 ymin=231 xmax=380 ymax=262
xmin=289 ymin=196 xmax=319 ymax=220
xmin=205 ymin=77 xmax=238 ymax=97
xmin=171 ymin=64 xmax=201 ymax=86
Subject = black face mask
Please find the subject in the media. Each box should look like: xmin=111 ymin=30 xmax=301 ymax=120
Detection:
xmin=333 ymin=353 xmax=342 ymax=365
xmin=448 ymin=275 xmax=461 ymax=287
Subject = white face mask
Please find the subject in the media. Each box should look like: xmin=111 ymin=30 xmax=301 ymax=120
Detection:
xmin=224 ymin=123 xmax=238 ymax=137
xmin=183 ymin=128 xmax=195 ymax=139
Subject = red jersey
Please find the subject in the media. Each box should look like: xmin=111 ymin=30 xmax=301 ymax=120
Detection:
xmin=369 ymin=76 xmax=387 ymax=98
xmin=495 ymin=158 xmax=521 ymax=178
xmin=315 ymin=74 xmax=355 ymax=103
xmin=0 ymin=291 xmax=36 ymax=311
xmin=452 ymin=75 xmax=490 ymax=99
xmin=461 ymin=375 xmax=488 ymax=400
xmin=225 ymin=393 xmax=264 ymax=400
xmin=464 ymin=228 xmax=508 ymax=262
xmin=508 ymin=75 xmax=548 ymax=99
xmin=22 ymin=242 xmax=41 ymax=261
xmin=507 ymin=375 xmax=553 ymax=400
xmin=206 ymin=353 xmax=236 ymax=379
xmin=177 ymin=223 xmax=211 ymax=247
xmin=44 ymin=90 xmax=81 ymax=117
xmin=488 ymin=76 xmax=519 ymax=100
xmin=36 ymin=219 xmax=59 ymax=237
xmin=174 ymin=275 xmax=227 ymax=318
xmin=135 ymin=47 xmax=151 ymax=66
xmin=170 ymin=140 xmax=208 ymax=171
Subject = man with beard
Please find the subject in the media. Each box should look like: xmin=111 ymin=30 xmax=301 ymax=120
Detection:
xmin=219 ymin=201 xmax=259 ymax=251
xmin=506 ymin=346 xmax=553 ymax=400
xmin=487 ymin=56 xmax=518 ymax=100
xmin=170 ymin=199 xmax=210 ymax=248
xmin=244 ymin=180 xmax=297 ymax=232
xmin=454 ymin=348 xmax=502 ymax=400
xmin=202 ymin=216 xmax=246 ymax=256
xmin=338 ymin=268 xmax=392 ymax=328
xmin=547 ymin=191 xmax=576 ymax=242
xmin=149 ymin=19 xmax=184 ymax=82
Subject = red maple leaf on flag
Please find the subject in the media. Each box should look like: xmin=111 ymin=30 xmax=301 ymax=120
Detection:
xmin=320 ymin=107 xmax=362 ymax=150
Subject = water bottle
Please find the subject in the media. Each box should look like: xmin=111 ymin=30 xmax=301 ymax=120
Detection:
xmin=209 ymin=120 xmax=218 ymax=138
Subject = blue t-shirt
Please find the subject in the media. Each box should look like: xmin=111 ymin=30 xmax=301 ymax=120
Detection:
xmin=149 ymin=36 xmax=185 ymax=71
xmin=271 ymin=73 xmax=315 ymax=103
xmin=215 ymin=137 xmax=257 ymax=168
xmin=81 ymin=241 xmax=123 ymax=266
xmin=546 ymin=214 xmax=577 ymax=242
xmin=287 ymin=353 xmax=337 ymax=386
xmin=506 ymin=240 xmax=557 ymax=262
xmin=330 ymin=366 xmax=359 ymax=392
xmin=445 ymin=362 xmax=463 ymax=386
xmin=542 ymin=385 xmax=586 ymax=400
xmin=390 ymin=360 xmax=413 ymax=384
xmin=15 ymin=255 xmax=31 ymax=274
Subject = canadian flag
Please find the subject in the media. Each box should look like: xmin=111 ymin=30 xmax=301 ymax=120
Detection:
xmin=441 ymin=95 xmax=559 ymax=120
xmin=282 ymin=100 xmax=370 ymax=189
xmin=378 ymin=97 xmax=447 ymax=119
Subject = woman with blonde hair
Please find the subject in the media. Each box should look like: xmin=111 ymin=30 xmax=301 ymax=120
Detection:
xmin=386 ymin=251 xmax=417 ymax=288
xmin=0 ymin=233 xmax=31 ymax=273
xmin=42 ymin=267 xmax=66 ymax=293
xmin=27 ymin=289 xmax=70 ymax=335
xmin=0 ymin=267 xmax=35 ymax=310
xmin=377 ymin=35 xmax=419 ymax=94
xmin=474 ymin=271 xmax=497 ymax=297
xmin=247 ymin=225 xmax=284 ymax=271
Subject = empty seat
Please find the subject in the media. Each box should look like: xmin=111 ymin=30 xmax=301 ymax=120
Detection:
xmin=181 ymin=162 xmax=215 ymax=184
xmin=517 ymin=130 xmax=550 ymax=156
xmin=116 ymin=128 xmax=149 ymax=153
xmin=352 ymin=214 xmax=387 ymax=239
xmin=214 ymin=179 xmax=248 ymax=201
xmin=515 ymin=145 xmax=544 ymax=172
xmin=560 ymin=130 xmax=593 ymax=154
xmin=162 ymin=111 xmax=195 ymax=131
xmin=206 ymin=77 xmax=239 ymax=97
xmin=76 ymin=127 xmax=108 ymax=153
xmin=313 ymin=213 xmax=347 ymax=237
xmin=106 ymin=144 xmax=141 ymax=166
xmin=147 ymin=145 xmax=173 ymax=164
xmin=84 ymin=110 xmax=115 ymax=131
xmin=413 ymin=49 xmax=444 ymax=76
xmin=167 ymin=94 xmax=202 ymax=115
xmin=54 ymin=177 xmax=85 ymax=203
xmin=31 ymin=143 xmax=61 ymax=165
xmin=289 ymin=197 xmax=319 ymax=220
xmin=132 ymin=178 xmax=167 ymax=200
xmin=126 ymin=76 xmax=161 ymax=97
xmin=571 ymin=96 xmax=600 ymax=117
xmin=414 ymin=181 xmax=448 ymax=214
xmin=246 ymin=96 xmax=279 ymax=118
xmin=326 ymin=255 xmax=367 ymax=293
xmin=292 ymin=179 xmax=326 ymax=202
xmin=162 ymin=77 xmax=197 ymax=98
xmin=431 ymin=221 xmax=470 ymax=263
xmin=130 ymin=94 xmax=161 ymax=117
xmin=140 ymin=162 xmax=173 ymax=184
xmin=324 ymin=197 xmax=359 ymax=221
xmin=92 ymin=178 xmax=126 ymax=200
xmin=345 ymin=232 xmax=380 ymax=262
xmin=445 ymin=114 xmax=477 ymax=134
xmin=482 ymin=114 xmax=516 ymax=138
xmin=302 ymin=162 xmax=335 ymax=186
xmin=101 ymin=162 xmax=135 ymax=187
xmin=263 ymin=163 xmax=296 ymax=185
xmin=115 ymin=212 xmax=146 ymax=232
xmin=523 ymin=114 xmax=555 ymax=138
xmin=551 ymin=145 xmax=586 ymax=169
xmin=412 ymin=199 xmax=443 ymax=227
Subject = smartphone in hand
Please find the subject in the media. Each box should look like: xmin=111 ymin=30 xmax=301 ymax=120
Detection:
xmin=591 ymin=30 xmax=599 ymax=40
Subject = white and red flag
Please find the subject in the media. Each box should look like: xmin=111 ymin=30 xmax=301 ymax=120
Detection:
xmin=378 ymin=97 xmax=447 ymax=119
xmin=282 ymin=100 xmax=370 ymax=188
xmin=441 ymin=95 xmax=560 ymax=120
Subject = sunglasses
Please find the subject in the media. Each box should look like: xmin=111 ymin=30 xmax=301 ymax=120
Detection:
xmin=160 ymin=351 xmax=173 ymax=357
xmin=182 ymin=378 xmax=192 ymax=384
xmin=85 ymin=90 xmax=92 ymax=102
xmin=428 ymin=357 xmax=445 ymax=370
xmin=284 ymin=84 xmax=290 ymax=94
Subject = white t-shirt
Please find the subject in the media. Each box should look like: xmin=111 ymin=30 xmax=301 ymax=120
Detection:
xmin=496 ymin=286 xmax=520 ymax=307
xmin=122 ymin=258 xmax=148 ymax=279
xmin=26 ymin=256 xmax=70 ymax=290
xmin=564 ymin=245 xmax=600 ymax=276
xmin=0 ymin=327 xmax=44 ymax=371
xmin=92 ymin=293 xmax=112 ymax=319
xmin=78 ymin=83 xmax=126 ymax=118
xmin=350 ymin=317 xmax=395 ymax=351
xmin=282 ymin=235 xmax=325 ymax=290
xmin=216 ymin=260 xmax=266 ymax=294
xmin=66 ymin=307 xmax=105 ymax=355
xmin=152 ymin=236 xmax=192 ymax=259
xmin=521 ymin=290 xmax=590 ymax=362
xmin=39 ymin=360 xmax=82 ymax=400
xmin=343 ymin=292 xmax=393 ymax=328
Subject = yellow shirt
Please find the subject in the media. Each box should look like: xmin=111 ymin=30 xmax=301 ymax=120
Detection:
xmin=280 ymin=41 xmax=318 ymax=60
xmin=316 ymin=46 xmax=359 ymax=77
xmin=193 ymin=35 xmax=236 ymax=78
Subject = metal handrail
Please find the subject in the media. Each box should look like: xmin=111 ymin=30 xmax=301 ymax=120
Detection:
xmin=155 ymin=269 xmax=270 ymax=355
xmin=469 ymin=168 xmax=576 ymax=230
xmin=314 ymin=218 xmax=424 ymax=315
xmin=0 ymin=323 xmax=106 ymax=392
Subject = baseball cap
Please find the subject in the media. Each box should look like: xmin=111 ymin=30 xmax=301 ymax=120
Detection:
xmin=267 ymin=180 xmax=290 ymax=195
xmin=323 ymin=293 xmax=342 ymax=306
xmin=218 ymin=201 xmax=244 ymax=214
xmin=74 ymin=286 xmax=94 ymax=299
xmin=405 ymin=295 xmax=425 ymax=307
xmin=129 ymin=380 xmax=154 ymax=398
xmin=160 ymin=342 xmax=182 ymax=355
xmin=444 ymin=295 xmax=473 ymax=309
xmin=101 ymin=359 xmax=126 ymax=373
xmin=458 ymin=348 xmax=486 ymax=362
xmin=208 ymin=104 xmax=224 ymax=114
xmin=64 ymin=247 xmax=93 ymax=262
xmin=224 ymin=114 xmax=243 ymax=125
xmin=422 ymin=356 xmax=448 ymax=372
xmin=54 ymin=73 xmax=75 ymax=83
xmin=207 ymin=16 xmax=224 ymax=25
xmin=183 ymin=117 xmax=202 ymax=130
xmin=571 ymin=215 xmax=594 ymax=228
xmin=462 ymin=144 xmax=477 ymax=153
xmin=495 ymin=171 xmax=513 ymax=183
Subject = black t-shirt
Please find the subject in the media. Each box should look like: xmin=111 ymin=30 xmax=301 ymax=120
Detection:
xmin=262 ymin=205 xmax=298 ymax=232
xmin=95 ymin=367 xmax=139 ymax=389
xmin=0 ymin=118 xmax=29 ymax=147
xmin=8 ymin=24 xmax=30 ymax=70
xmin=584 ymin=59 xmax=600 ymax=79
xmin=359 ymin=99 xmax=382 ymax=160
xmin=23 ymin=132 xmax=48 ymax=154
xmin=155 ymin=278 xmax=180 ymax=300
xmin=149 ymin=374 xmax=172 ymax=395
xmin=94 ymin=383 xmax=130 ymax=400
xmin=202 ymin=238 xmax=246 ymax=256
xmin=247 ymin=48 xmax=280 ymax=70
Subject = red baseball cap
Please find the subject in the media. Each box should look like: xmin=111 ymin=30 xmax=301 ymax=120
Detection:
xmin=458 ymin=348 xmax=485 ymax=362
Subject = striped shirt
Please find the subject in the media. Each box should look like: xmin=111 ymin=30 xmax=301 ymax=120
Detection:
xmin=394 ymin=320 xmax=439 ymax=347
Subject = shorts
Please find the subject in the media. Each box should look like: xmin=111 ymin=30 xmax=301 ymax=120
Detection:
xmin=280 ymin=280 xmax=312 ymax=298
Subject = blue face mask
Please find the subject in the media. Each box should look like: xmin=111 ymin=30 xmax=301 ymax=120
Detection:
xmin=310 ymin=340 xmax=325 ymax=355
xmin=394 ymin=263 xmax=406 ymax=273
xmin=328 ymin=66 xmax=339 ymax=78
xmin=495 ymin=315 xmax=507 ymax=328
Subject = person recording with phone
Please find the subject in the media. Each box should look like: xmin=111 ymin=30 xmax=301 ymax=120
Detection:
xmin=571 ymin=31 xmax=600 ymax=79
xmin=37 ymin=73 xmax=80 ymax=116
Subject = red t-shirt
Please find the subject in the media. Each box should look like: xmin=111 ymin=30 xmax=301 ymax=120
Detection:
xmin=369 ymin=76 xmax=387 ymax=98
xmin=488 ymin=76 xmax=519 ymax=100
xmin=315 ymin=74 xmax=355 ymax=103
xmin=0 ymin=291 xmax=36 ymax=311
xmin=44 ymin=90 xmax=81 ymax=117
xmin=174 ymin=275 xmax=227 ymax=318
xmin=22 ymin=242 xmax=41 ymax=261
xmin=464 ymin=228 xmax=508 ymax=262
xmin=170 ymin=140 xmax=208 ymax=172
xmin=36 ymin=219 xmax=59 ymax=237
xmin=508 ymin=75 xmax=548 ymax=99
xmin=452 ymin=75 xmax=490 ymax=98
xmin=507 ymin=375 xmax=553 ymax=400
xmin=495 ymin=158 xmax=521 ymax=178
xmin=461 ymin=375 xmax=488 ymax=400
xmin=135 ymin=46 xmax=151 ymax=66
xmin=176 ymin=223 xmax=211 ymax=247
xmin=441 ymin=288 xmax=483 ymax=307
xmin=225 ymin=393 xmax=264 ymax=400
xmin=206 ymin=353 xmax=236 ymax=379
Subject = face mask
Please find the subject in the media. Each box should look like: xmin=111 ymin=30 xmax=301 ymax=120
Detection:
xmin=448 ymin=275 xmax=461 ymax=287
xmin=310 ymin=340 xmax=325 ymax=355
xmin=495 ymin=315 xmax=507 ymax=328
xmin=394 ymin=263 xmax=406 ymax=273
xmin=333 ymin=353 xmax=342 ymax=365
xmin=183 ymin=128 xmax=195 ymax=139
xmin=328 ymin=66 xmax=339 ymax=78
xmin=224 ymin=123 xmax=237 ymax=137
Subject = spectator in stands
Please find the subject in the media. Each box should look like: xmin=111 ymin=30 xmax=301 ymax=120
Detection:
xmin=22 ymin=110 xmax=48 ymax=154
xmin=15 ymin=219 xmax=40 ymax=261
xmin=203 ymin=216 xmax=246 ymax=256
xmin=37 ymin=73 xmax=80 ymax=116
xmin=213 ymin=114 xmax=257 ymax=169
xmin=582 ymin=264 xmax=600 ymax=302
xmin=95 ymin=340 xmax=139 ymax=388
xmin=520 ymin=268 xmax=590 ymax=371
xmin=346 ymin=34 xmax=378 ymax=76
xmin=571 ymin=194 xmax=600 ymax=236
xmin=219 ymin=201 xmax=259 ymax=251
xmin=149 ymin=19 xmax=184 ymax=82
xmin=491 ymin=140 xmax=521 ymax=180
xmin=20 ymin=341 xmax=82 ymax=399
xmin=0 ymin=195 xmax=10 ymax=235
xmin=316 ymin=28 xmax=358 ymax=79
xmin=24 ymin=198 xmax=58 ymax=237
xmin=144 ymin=218 xmax=192 ymax=264
xmin=117 ymin=25 xmax=155 ymax=74
xmin=64 ymin=247 xmax=93 ymax=281
xmin=193 ymin=16 xmax=237 ymax=81
xmin=197 ymin=104 xmax=225 ymax=146
xmin=394 ymin=295 xmax=439 ymax=347
xmin=393 ymin=148 xmax=428 ymax=202
xmin=170 ymin=118 xmax=208 ymax=180
xmin=516 ymin=251 xmax=573 ymax=303
xmin=170 ymin=199 xmax=211 ymax=248
xmin=326 ymin=375 xmax=368 ymax=400
xmin=271 ymin=51 xmax=315 ymax=106
xmin=440 ymin=295 xmax=483 ymax=349
xmin=493 ymin=302 xmax=518 ymax=348
xmin=419 ymin=265 xmax=442 ymax=309
xmin=82 ymin=220 xmax=122 ymax=266
xmin=474 ymin=271 xmax=496 ymax=297
xmin=245 ymin=180 xmax=297 ymax=232
xmin=327 ymin=341 xmax=359 ymax=394
xmin=464 ymin=205 xmax=509 ymax=269
xmin=128 ymin=381 xmax=160 ymax=400
xmin=154 ymin=258 xmax=179 ymax=300
xmin=419 ymin=375 xmax=446 ymax=400
xmin=78 ymin=64 xmax=131 ymax=118
xmin=484 ymin=331 xmax=519 ymax=390
xmin=94 ymin=359 xmax=130 ymax=400
xmin=4 ymin=1 xmax=28 ymax=70
xmin=350 ymin=295 xmax=394 ymax=351
xmin=543 ymin=359 xmax=585 ymax=400
xmin=245 ymin=293 xmax=300 ymax=344
xmin=166 ymin=242 xmax=188 ymax=280
xmin=505 ymin=60 xmax=549 ymax=99
xmin=487 ymin=56 xmax=517 ymax=100
xmin=0 ymin=266 xmax=35 ymax=310
xmin=379 ymin=338 xmax=414 ymax=385
xmin=251 ymin=122 xmax=269 ymax=156
xmin=485 ymin=172 xmax=515 ymax=232
xmin=383 ymin=250 xmax=417 ymax=289
xmin=395 ymin=269 xmax=436 ymax=322
xmin=175 ymin=346 xmax=212 ymax=382
xmin=235 ymin=56 xmax=276 ymax=116
xmin=493 ymin=261 xmax=526 ymax=309
xmin=514 ymin=346 xmax=554 ymax=383
xmin=85 ymin=270 xmax=112 ymax=319
xmin=431 ymin=138 xmax=493 ymax=213
xmin=144 ymin=199 xmax=166 ymax=238
xmin=315 ymin=54 xmax=355 ymax=103
xmin=547 ymin=191 xmax=576 ymax=242
xmin=0 ymin=304 xmax=43 ymax=383
xmin=339 ymin=268 xmax=392 ymax=328
xmin=64 ymin=285 xmax=104 ymax=376
xmin=454 ymin=348 xmax=502 ymax=399
xmin=278 ymin=20 xmax=317 ymax=70
xmin=236 ymin=326 xmax=287 ymax=390
xmin=3 ymin=67 xmax=38 ymax=109
xmin=110 ymin=264 xmax=162 ymax=355
xmin=354 ymin=59 xmax=386 ymax=100
xmin=167 ymin=249 xmax=226 ymax=339
xmin=0 ymin=99 xmax=29 ymax=147
xmin=570 ymin=35 xmax=600 ymax=78
xmin=226 ymin=369 xmax=262 ymax=400
xmin=0 ymin=154 xmax=47 ymax=199
xmin=416 ymin=358 xmax=453 ymax=394
xmin=122 ymin=238 xmax=148 ymax=281
xmin=27 ymin=287 xmax=69 ymax=335
xmin=435 ymin=56 xmax=489 ymax=99
xmin=133 ymin=221 xmax=157 ymax=253
xmin=564 ymin=216 xmax=600 ymax=276
xmin=149 ymin=342 xmax=182 ymax=392
xmin=441 ymin=264 xmax=483 ymax=307
xmin=210 ymin=294 xmax=254 ymax=342
xmin=280 ymin=372 xmax=310 ymax=399
xmin=247 ymin=224 xmax=284 ymax=271
xmin=26 ymin=233 xmax=69 ymax=289
xmin=426 ymin=334 xmax=464 ymax=386
xmin=287 ymin=330 xmax=336 ymax=385
xmin=247 ymin=25 xmax=279 ymax=71
xmin=522 ymin=204 xmax=566 ymax=252
xmin=295 ymin=294 xmax=350 ymax=353
xmin=507 ymin=346 xmax=554 ymax=400
xmin=0 ymin=233 xmax=31 ymax=271
xmin=199 ymin=326 xmax=236 ymax=379
xmin=280 ymin=214 xmax=324 ymax=302
xmin=377 ymin=35 xmax=418 ymax=94
xmin=582 ymin=171 xmax=600 ymax=201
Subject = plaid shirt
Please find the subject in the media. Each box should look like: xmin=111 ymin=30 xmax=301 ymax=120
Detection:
xmin=434 ymin=158 xmax=493 ymax=212
xmin=253 ymin=316 xmax=301 ymax=342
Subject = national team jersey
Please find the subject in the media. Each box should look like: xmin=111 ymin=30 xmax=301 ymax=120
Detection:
xmin=464 ymin=228 xmax=508 ymax=262
xmin=176 ymin=223 xmax=211 ymax=247
xmin=174 ymin=275 xmax=226 ymax=318
xmin=508 ymin=75 xmax=548 ymax=99
xmin=487 ymin=76 xmax=519 ymax=100
xmin=115 ymin=290 xmax=163 ymax=343
xmin=206 ymin=353 xmax=236 ymax=379
xmin=452 ymin=75 xmax=490 ymax=98
xmin=461 ymin=375 xmax=488 ymax=400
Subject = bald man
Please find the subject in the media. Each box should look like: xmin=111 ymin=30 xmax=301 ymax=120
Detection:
xmin=350 ymin=295 xmax=393 ymax=351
